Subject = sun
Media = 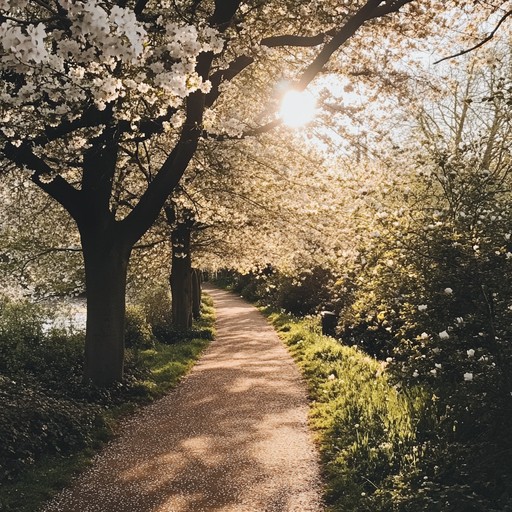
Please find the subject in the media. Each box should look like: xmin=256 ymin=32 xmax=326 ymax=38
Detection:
xmin=279 ymin=89 xmax=316 ymax=128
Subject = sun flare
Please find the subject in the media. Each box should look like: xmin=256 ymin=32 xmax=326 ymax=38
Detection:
xmin=279 ymin=90 xmax=316 ymax=128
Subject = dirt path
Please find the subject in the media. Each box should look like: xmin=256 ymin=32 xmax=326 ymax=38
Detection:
xmin=42 ymin=285 xmax=325 ymax=512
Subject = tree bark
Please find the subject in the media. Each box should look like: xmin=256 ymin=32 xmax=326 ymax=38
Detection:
xmin=170 ymin=224 xmax=193 ymax=330
xmin=81 ymin=231 xmax=131 ymax=386
xmin=192 ymin=268 xmax=202 ymax=319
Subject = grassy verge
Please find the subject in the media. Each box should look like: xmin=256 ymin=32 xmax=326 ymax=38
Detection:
xmin=138 ymin=296 xmax=215 ymax=396
xmin=264 ymin=308 xmax=429 ymax=512
xmin=0 ymin=295 xmax=215 ymax=512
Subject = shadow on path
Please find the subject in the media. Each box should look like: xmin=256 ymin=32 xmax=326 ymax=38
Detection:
xmin=42 ymin=286 xmax=324 ymax=512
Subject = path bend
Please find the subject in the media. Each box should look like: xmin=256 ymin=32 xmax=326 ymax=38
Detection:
xmin=42 ymin=285 xmax=325 ymax=512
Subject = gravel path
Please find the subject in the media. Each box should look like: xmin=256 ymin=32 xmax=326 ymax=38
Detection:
xmin=42 ymin=285 xmax=325 ymax=512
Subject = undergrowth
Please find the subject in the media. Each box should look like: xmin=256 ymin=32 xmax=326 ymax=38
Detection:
xmin=0 ymin=294 xmax=215 ymax=512
xmin=265 ymin=308 xmax=430 ymax=512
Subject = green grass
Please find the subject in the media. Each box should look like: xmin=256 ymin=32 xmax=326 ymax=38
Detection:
xmin=139 ymin=297 xmax=215 ymax=395
xmin=264 ymin=309 xmax=428 ymax=512
xmin=0 ymin=294 xmax=215 ymax=512
xmin=1 ymin=450 xmax=97 ymax=512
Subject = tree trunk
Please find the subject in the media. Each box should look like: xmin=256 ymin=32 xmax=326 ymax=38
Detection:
xmin=82 ymin=233 xmax=131 ymax=386
xmin=192 ymin=268 xmax=202 ymax=319
xmin=170 ymin=225 xmax=193 ymax=329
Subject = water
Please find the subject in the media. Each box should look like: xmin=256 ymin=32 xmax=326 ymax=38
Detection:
xmin=42 ymin=298 xmax=87 ymax=333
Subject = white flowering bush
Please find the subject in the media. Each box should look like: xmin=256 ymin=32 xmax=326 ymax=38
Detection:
xmin=0 ymin=1 xmax=220 ymax=150
xmin=333 ymin=141 xmax=512 ymax=509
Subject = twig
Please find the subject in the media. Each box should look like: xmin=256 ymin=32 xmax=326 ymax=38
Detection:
xmin=435 ymin=9 xmax=512 ymax=64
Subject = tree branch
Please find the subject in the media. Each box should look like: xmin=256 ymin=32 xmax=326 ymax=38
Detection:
xmin=210 ymin=0 xmax=242 ymax=30
xmin=297 ymin=0 xmax=412 ymax=89
xmin=261 ymin=1 xmax=412 ymax=50
xmin=435 ymin=9 xmax=512 ymax=64
xmin=33 ymin=105 xmax=111 ymax=146
xmin=134 ymin=0 xmax=150 ymax=17
xmin=133 ymin=238 xmax=167 ymax=251
xmin=205 ymin=1 xmax=411 ymax=109
xmin=121 ymin=50 xmax=216 ymax=245
xmin=369 ymin=0 xmax=413 ymax=19
xmin=3 ymin=142 xmax=83 ymax=220
xmin=206 ymin=55 xmax=254 ymax=108
xmin=261 ymin=32 xmax=333 ymax=48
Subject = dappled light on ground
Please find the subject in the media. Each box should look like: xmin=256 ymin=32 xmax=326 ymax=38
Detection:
xmin=42 ymin=286 xmax=323 ymax=512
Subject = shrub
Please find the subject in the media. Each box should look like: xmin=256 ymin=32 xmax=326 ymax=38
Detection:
xmin=274 ymin=266 xmax=335 ymax=316
xmin=124 ymin=304 xmax=154 ymax=349
xmin=0 ymin=376 xmax=104 ymax=482
xmin=138 ymin=286 xmax=172 ymax=334
xmin=331 ymin=145 xmax=512 ymax=509
xmin=0 ymin=296 xmax=47 ymax=371
xmin=216 ymin=266 xmax=336 ymax=316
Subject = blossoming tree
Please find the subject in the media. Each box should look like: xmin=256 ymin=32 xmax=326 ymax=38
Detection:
xmin=0 ymin=0 xmax=508 ymax=385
